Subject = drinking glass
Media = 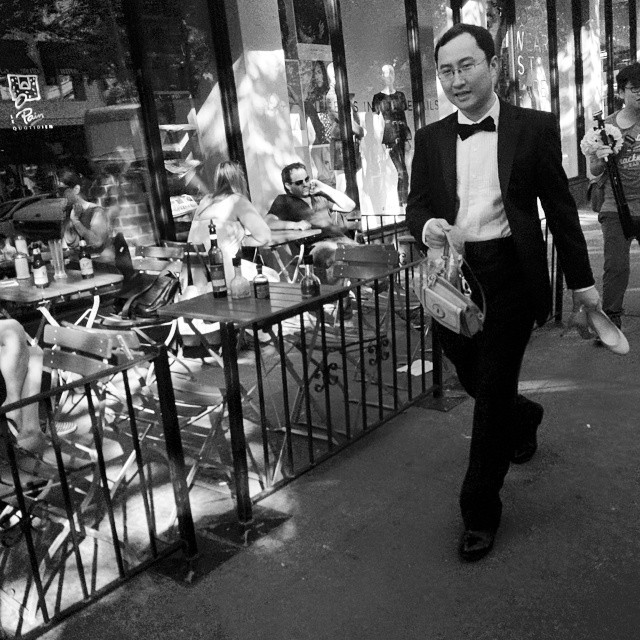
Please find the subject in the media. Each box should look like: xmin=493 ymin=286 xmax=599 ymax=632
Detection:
xmin=48 ymin=239 xmax=67 ymax=280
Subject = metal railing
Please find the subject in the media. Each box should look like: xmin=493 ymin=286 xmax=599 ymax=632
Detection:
xmin=0 ymin=344 xmax=196 ymax=639
xmin=218 ymin=260 xmax=441 ymax=520
xmin=220 ymin=221 xmax=565 ymax=521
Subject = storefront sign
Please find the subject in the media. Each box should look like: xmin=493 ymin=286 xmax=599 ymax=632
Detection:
xmin=7 ymin=73 xmax=52 ymax=130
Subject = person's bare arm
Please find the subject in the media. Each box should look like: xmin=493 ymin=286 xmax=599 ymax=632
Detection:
xmin=264 ymin=213 xmax=312 ymax=231
xmin=310 ymin=180 xmax=355 ymax=212
xmin=235 ymin=197 xmax=272 ymax=246
xmin=69 ymin=207 xmax=109 ymax=249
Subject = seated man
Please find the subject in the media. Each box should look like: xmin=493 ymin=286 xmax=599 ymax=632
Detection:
xmin=266 ymin=162 xmax=358 ymax=281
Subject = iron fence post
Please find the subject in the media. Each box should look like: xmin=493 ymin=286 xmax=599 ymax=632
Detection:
xmin=220 ymin=321 xmax=254 ymax=524
xmin=154 ymin=345 xmax=198 ymax=559
xmin=431 ymin=319 xmax=443 ymax=398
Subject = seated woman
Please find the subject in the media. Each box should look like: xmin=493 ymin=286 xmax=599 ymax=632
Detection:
xmin=187 ymin=161 xmax=272 ymax=283
xmin=0 ymin=320 xmax=45 ymax=452
xmin=0 ymin=321 xmax=76 ymax=455
xmin=59 ymin=169 xmax=114 ymax=263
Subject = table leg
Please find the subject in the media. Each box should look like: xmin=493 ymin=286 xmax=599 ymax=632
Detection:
xmin=220 ymin=321 xmax=253 ymax=524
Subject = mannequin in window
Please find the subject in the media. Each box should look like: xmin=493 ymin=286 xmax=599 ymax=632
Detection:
xmin=304 ymin=60 xmax=334 ymax=184
xmin=372 ymin=64 xmax=412 ymax=206
xmin=326 ymin=63 xmax=365 ymax=188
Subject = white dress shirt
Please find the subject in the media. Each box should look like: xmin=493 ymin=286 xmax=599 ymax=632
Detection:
xmin=423 ymin=93 xmax=511 ymax=245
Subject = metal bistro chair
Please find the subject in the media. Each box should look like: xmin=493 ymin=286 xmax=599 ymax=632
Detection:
xmin=0 ymin=324 xmax=154 ymax=626
xmin=289 ymin=243 xmax=400 ymax=433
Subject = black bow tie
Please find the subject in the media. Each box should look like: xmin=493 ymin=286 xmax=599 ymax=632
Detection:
xmin=457 ymin=116 xmax=496 ymax=140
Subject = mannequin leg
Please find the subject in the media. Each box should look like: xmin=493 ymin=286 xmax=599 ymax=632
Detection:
xmin=388 ymin=142 xmax=408 ymax=206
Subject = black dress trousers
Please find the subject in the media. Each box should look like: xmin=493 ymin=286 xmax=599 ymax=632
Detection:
xmin=435 ymin=236 xmax=537 ymax=531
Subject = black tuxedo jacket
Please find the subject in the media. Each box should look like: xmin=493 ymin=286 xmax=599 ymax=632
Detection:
xmin=406 ymin=99 xmax=594 ymax=325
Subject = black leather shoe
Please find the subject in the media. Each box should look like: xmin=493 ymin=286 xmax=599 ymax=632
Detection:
xmin=511 ymin=402 xmax=544 ymax=464
xmin=458 ymin=529 xmax=496 ymax=562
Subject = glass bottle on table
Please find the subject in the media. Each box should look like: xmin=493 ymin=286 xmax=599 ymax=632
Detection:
xmin=300 ymin=254 xmax=321 ymax=298
xmin=14 ymin=235 xmax=28 ymax=256
xmin=208 ymin=222 xmax=227 ymax=298
xmin=32 ymin=247 xmax=49 ymax=288
xmin=253 ymin=262 xmax=270 ymax=300
xmin=229 ymin=255 xmax=251 ymax=299
xmin=14 ymin=251 xmax=30 ymax=285
xmin=78 ymin=239 xmax=94 ymax=279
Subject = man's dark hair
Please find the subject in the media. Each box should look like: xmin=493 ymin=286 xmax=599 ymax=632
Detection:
xmin=616 ymin=62 xmax=640 ymax=92
xmin=281 ymin=162 xmax=307 ymax=192
xmin=434 ymin=23 xmax=496 ymax=64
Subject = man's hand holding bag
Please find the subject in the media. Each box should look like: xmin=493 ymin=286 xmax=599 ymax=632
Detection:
xmin=413 ymin=231 xmax=485 ymax=338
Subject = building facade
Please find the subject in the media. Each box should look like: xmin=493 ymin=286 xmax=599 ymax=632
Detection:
xmin=0 ymin=0 xmax=637 ymax=243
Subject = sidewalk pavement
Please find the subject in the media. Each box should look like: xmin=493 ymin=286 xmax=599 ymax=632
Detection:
xmin=42 ymin=210 xmax=640 ymax=640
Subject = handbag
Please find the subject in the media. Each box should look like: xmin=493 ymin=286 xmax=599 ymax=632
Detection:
xmin=412 ymin=234 xmax=485 ymax=337
xmin=121 ymin=264 xmax=181 ymax=319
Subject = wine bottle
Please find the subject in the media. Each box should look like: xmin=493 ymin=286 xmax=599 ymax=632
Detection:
xmin=208 ymin=222 xmax=227 ymax=298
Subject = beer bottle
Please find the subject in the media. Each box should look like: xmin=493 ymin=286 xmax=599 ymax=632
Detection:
xmin=32 ymin=247 xmax=49 ymax=288
xmin=78 ymin=239 xmax=94 ymax=279
xmin=208 ymin=222 xmax=227 ymax=298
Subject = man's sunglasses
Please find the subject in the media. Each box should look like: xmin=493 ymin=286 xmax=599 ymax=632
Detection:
xmin=291 ymin=176 xmax=310 ymax=186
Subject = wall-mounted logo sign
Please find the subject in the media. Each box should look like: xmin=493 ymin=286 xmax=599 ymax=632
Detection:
xmin=7 ymin=73 xmax=52 ymax=130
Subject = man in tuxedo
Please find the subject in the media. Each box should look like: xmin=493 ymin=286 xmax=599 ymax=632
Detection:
xmin=406 ymin=23 xmax=599 ymax=561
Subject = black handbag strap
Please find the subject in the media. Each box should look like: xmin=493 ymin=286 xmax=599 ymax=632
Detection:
xmin=121 ymin=278 xmax=158 ymax=318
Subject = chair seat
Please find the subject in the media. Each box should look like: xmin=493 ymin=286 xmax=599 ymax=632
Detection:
xmin=172 ymin=370 xmax=226 ymax=406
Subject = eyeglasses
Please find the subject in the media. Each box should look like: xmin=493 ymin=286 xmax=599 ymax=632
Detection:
xmin=437 ymin=60 xmax=486 ymax=83
xmin=291 ymin=176 xmax=310 ymax=186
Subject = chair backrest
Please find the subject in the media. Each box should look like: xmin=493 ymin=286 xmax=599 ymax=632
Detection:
xmin=133 ymin=245 xmax=185 ymax=275
xmin=60 ymin=322 xmax=143 ymax=353
xmin=332 ymin=244 xmax=399 ymax=281
xmin=162 ymin=240 xmax=206 ymax=255
xmin=43 ymin=325 xmax=115 ymax=378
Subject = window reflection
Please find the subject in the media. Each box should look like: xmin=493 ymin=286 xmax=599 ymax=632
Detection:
xmin=0 ymin=0 xmax=160 ymax=247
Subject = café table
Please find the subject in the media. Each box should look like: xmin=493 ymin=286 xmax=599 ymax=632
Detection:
xmin=264 ymin=228 xmax=321 ymax=282
xmin=0 ymin=269 xmax=123 ymax=340
xmin=158 ymin=281 xmax=342 ymax=524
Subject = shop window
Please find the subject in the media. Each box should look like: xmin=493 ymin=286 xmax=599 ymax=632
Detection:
xmin=600 ymin=0 xmax=632 ymax=112
xmin=418 ymin=0 xmax=449 ymax=124
xmin=137 ymin=0 xmax=228 ymax=223
xmin=340 ymin=0 xmax=414 ymax=224
xmin=278 ymin=0 xmax=336 ymax=188
xmin=0 ymin=1 xmax=160 ymax=248
xmin=557 ymin=0 xmax=579 ymax=178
